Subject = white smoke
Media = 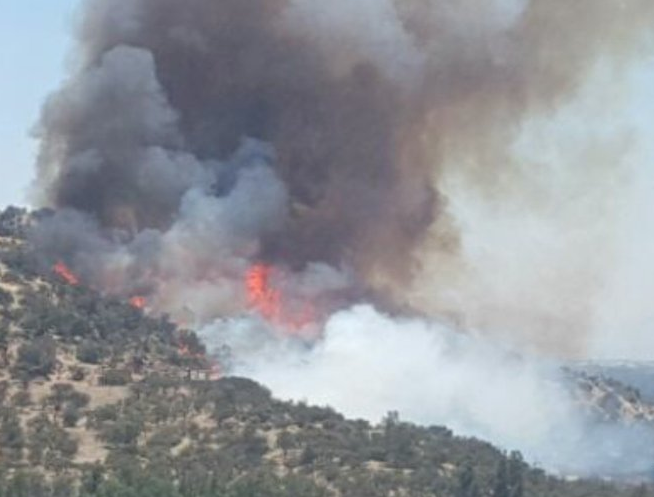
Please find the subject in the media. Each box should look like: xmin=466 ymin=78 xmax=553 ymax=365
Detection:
xmin=411 ymin=51 xmax=654 ymax=361
xmin=588 ymin=59 xmax=654 ymax=360
xmin=199 ymin=305 xmax=654 ymax=476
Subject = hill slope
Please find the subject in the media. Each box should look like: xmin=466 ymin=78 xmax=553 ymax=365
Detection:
xmin=0 ymin=207 xmax=651 ymax=497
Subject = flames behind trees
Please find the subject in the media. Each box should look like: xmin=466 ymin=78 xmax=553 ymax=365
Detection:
xmin=53 ymin=261 xmax=80 ymax=286
xmin=246 ymin=264 xmax=281 ymax=322
xmin=246 ymin=263 xmax=317 ymax=335
xmin=129 ymin=296 xmax=147 ymax=310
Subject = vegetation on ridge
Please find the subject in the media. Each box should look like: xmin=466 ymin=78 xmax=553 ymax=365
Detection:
xmin=0 ymin=207 xmax=650 ymax=496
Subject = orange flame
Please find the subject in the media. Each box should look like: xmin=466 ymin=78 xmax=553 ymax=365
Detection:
xmin=245 ymin=263 xmax=316 ymax=333
xmin=129 ymin=296 xmax=147 ymax=310
xmin=53 ymin=261 xmax=80 ymax=286
xmin=246 ymin=264 xmax=282 ymax=321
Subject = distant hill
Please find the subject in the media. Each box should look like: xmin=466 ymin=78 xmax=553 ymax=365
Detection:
xmin=0 ymin=206 xmax=650 ymax=497
xmin=573 ymin=362 xmax=654 ymax=404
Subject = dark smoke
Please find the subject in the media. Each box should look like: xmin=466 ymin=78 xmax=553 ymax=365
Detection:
xmin=35 ymin=0 xmax=439 ymax=284
xmin=33 ymin=0 xmax=654 ymax=314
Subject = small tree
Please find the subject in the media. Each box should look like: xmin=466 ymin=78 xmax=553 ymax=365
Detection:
xmin=507 ymin=451 xmax=524 ymax=497
xmin=13 ymin=336 xmax=57 ymax=379
xmin=493 ymin=452 xmax=524 ymax=497
xmin=277 ymin=430 xmax=295 ymax=457
xmin=28 ymin=414 xmax=78 ymax=468
xmin=77 ymin=340 xmax=105 ymax=365
xmin=456 ymin=464 xmax=481 ymax=497
xmin=0 ymin=320 xmax=9 ymax=365
xmin=0 ymin=288 xmax=14 ymax=310
xmin=0 ymin=407 xmax=24 ymax=460
xmin=46 ymin=383 xmax=90 ymax=418
xmin=99 ymin=369 xmax=132 ymax=386
xmin=492 ymin=457 xmax=509 ymax=497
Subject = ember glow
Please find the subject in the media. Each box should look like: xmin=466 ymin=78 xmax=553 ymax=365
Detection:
xmin=129 ymin=296 xmax=147 ymax=310
xmin=53 ymin=261 xmax=80 ymax=286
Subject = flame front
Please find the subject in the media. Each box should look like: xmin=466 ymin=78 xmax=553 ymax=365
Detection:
xmin=53 ymin=261 xmax=80 ymax=286
xmin=245 ymin=264 xmax=316 ymax=333
xmin=246 ymin=264 xmax=282 ymax=321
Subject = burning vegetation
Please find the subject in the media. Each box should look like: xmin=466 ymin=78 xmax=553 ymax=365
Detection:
xmin=246 ymin=263 xmax=317 ymax=334
xmin=52 ymin=261 xmax=79 ymax=286
xmin=246 ymin=264 xmax=281 ymax=322
xmin=129 ymin=296 xmax=147 ymax=310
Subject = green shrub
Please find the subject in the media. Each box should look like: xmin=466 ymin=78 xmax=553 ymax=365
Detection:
xmin=99 ymin=369 xmax=132 ymax=386
xmin=77 ymin=340 xmax=106 ymax=365
xmin=13 ymin=336 xmax=57 ymax=379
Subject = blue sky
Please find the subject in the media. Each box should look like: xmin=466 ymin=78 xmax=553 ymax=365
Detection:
xmin=0 ymin=1 xmax=78 ymax=207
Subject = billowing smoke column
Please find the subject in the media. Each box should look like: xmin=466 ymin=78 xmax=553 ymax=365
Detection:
xmin=30 ymin=0 xmax=654 ymax=476
xmin=34 ymin=0 xmax=440 ymax=289
xmin=33 ymin=0 xmax=654 ymax=322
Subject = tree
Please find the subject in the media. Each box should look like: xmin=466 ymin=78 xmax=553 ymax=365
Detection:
xmin=493 ymin=452 xmax=524 ymax=497
xmin=277 ymin=430 xmax=295 ymax=457
xmin=2 ymin=471 xmax=47 ymax=497
xmin=101 ymin=412 xmax=144 ymax=448
xmin=492 ymin=457 xmax=509 ymax=497
xmin=45 ymin=383 xmax=89 ymax=425
xmin=0 ymin=289 xmax=14 ymax=311
xmin=51 ymin=475 xmax=76 ymax=497
xmin=77 ymin=340 xmax=105 ymax=365
xmin=507 ymin=451 xmax=524 ymax=497
xmin=0 ymin=408 xmax=24 ymax=458
xmin=99 ymin=369 xmax=132 ymax=386
xmin=0 ymin=381 xmax=8 ymax=404
xmin=456 ymin=464 xmax=481 ymax=497
xmin=13 ymin=337 xmax=57 ymax=379
xmin=0 ymin=321 xmax=9 ymax=366
xmin=27 ymin=414 xmax=78 ymax=468
xmin=80 ymin=464 xmax=105 ymax=495
xmin=383 ymin=416 xmax=415 ymax=468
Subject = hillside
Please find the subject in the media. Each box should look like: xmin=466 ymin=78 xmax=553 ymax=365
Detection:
xmin=0 ymin=208 xmax=651 ymax=497
xmin=573 ymin=362 xmax=654 ymax=405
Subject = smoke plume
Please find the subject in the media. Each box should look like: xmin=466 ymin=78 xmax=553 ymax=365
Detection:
xmin=201 ymin=305 xmax=654 ymax=476
xmin=29 ymin=0 xmax=654 ymax=476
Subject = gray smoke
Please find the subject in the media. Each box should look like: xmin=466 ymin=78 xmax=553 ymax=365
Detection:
xmin=28 ymin=0 xmax=654 ymax=478
xmin=199 ymin=305 xmax=654 ymax=477
xmin=34 ymin=0 xmax=654 ymax=289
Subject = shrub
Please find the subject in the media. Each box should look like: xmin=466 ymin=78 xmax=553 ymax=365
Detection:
xmin=77 ymin=340 xmax=105 ymax=365
xmin=99 ymin=369 xmax=132 ymax=386
xmin=13 ymin=336 xmax=57 ymax=379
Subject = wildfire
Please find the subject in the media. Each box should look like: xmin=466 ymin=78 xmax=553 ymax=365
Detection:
xmin=246 ymin=264 xmax=282 ymax=321
xmin=245 ymin=263 xmax=316 ymax=333
xmin=177 ymin=334 xmax=222 ymax=380
xmin=129 ymin=296 xmax=147 ymax=310
xmin=53 ymin=261 xmax=80 ymax=286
